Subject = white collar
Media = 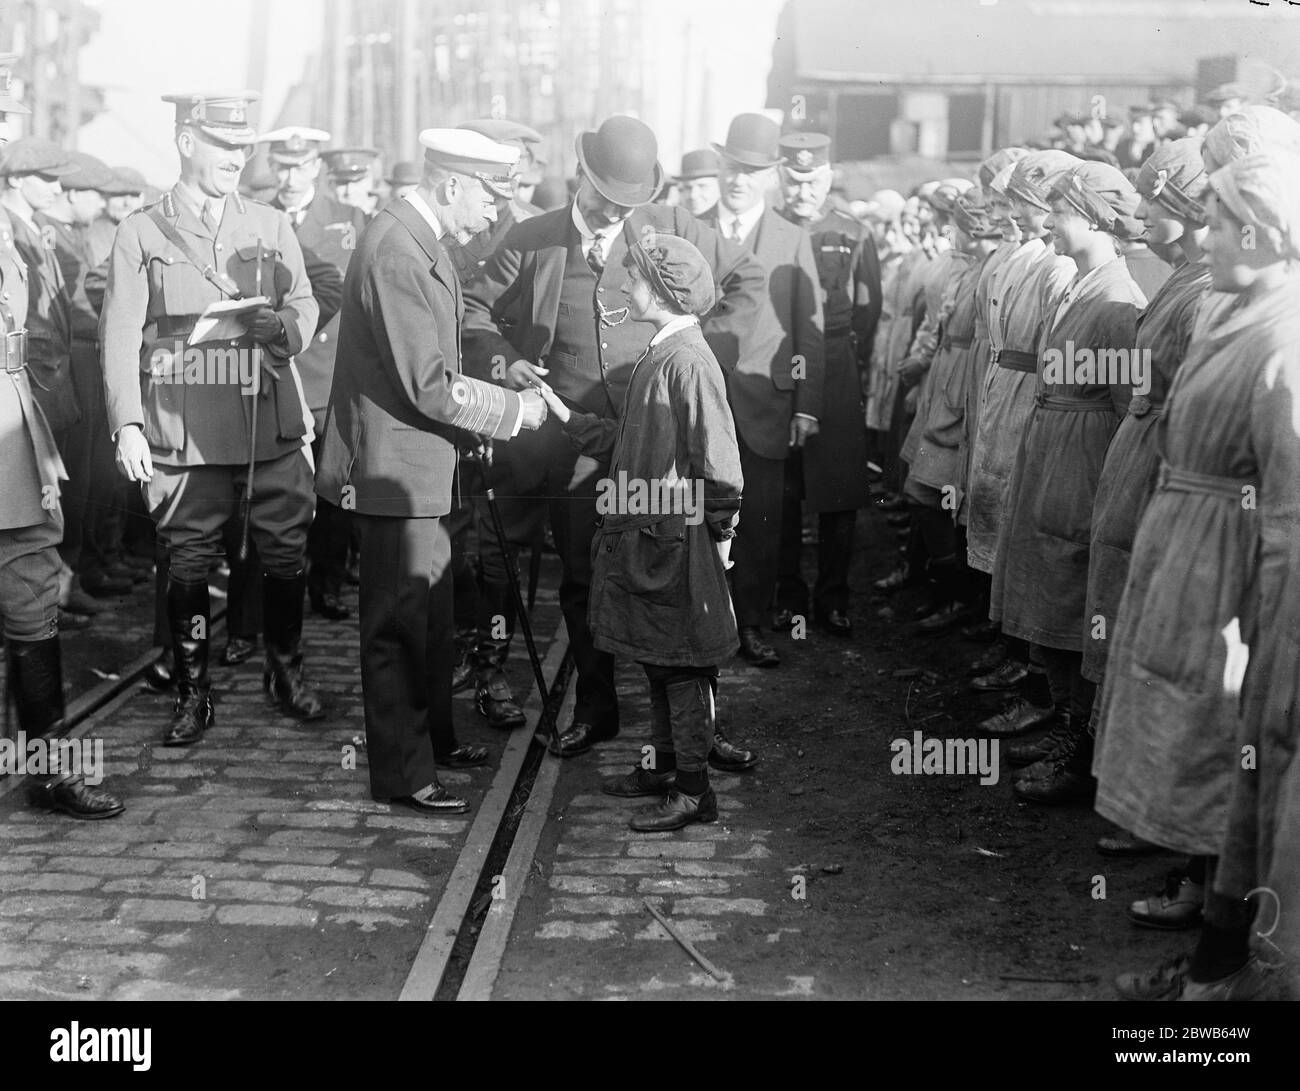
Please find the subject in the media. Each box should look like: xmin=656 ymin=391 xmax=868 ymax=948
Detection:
xmin=404 ymin=189 xmax=445 ymax=239
xmin=570 ymin=199 xmax=623 ymax=243
xmin=716 ymin=200 xmax=765 ymax=239
xmin=649 ymin=314 xmax=699 ymax=346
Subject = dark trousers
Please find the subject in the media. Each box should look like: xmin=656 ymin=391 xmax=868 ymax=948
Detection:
xmin=53 ymin=340 xmax=103 ymax=573
xmin=1037 ymin=645 xmax=1097 ymax=725
xmin=142 ymin=449 xmax=313 ymax=583
xmin=775 ymin=451 xmax=857 ymax=616
xmin=355 ymin=513 xmax=459 ymax=798
xmin=222 ymin=529 xmax=263 ymax=642
xmin=489 ymin=414 xmax=614 ymax=729
xmin=68 ymin=339 xmax=123 ymax=580
xmin=448 ymin=456 xmax=519 ymax=652
xmin=729 ymin=433 xmax=786 ymax=630
xmin=306 ymin=434 xmax=350 ymax=602
xmin=641 ymin=663 xmax=717 ymax=775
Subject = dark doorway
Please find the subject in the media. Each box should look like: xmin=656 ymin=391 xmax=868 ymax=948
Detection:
xmin=835 ymin=91 xmax=898 ymax=159
xmin=947 ymin=91 xmax=987 ymax=155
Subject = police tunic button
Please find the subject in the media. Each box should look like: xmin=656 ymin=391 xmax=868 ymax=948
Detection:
xmin=215 ymin=243 xmax=223 ymax=251
xmin=601 ymin=342 xmax=608 ymax=350
xmin=318 ymin=332 xmax=327 ymax=343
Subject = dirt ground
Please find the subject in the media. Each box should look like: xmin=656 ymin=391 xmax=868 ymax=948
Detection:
xmin=494 ymin=502 xmax=1192 ymax=1000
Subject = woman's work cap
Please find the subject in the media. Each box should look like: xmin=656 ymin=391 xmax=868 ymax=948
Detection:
xmin=627 ymin=233 xmax=718 ymax=318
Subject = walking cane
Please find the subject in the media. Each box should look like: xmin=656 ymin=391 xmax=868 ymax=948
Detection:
xmin=238 ymin=238 xmax=263 ymax=562
xmin=478 ymin=442 xmax=564 ymax=757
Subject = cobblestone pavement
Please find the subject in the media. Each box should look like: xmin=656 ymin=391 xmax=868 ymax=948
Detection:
xmin=0 ymin=510 xmax=1202 ymax=1000
xmin=0 ymin=582 xmax=562 ymax=1001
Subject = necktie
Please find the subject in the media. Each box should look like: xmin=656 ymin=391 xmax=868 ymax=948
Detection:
xmin=586 ymin=234 xmax=606 ymax=276
xmin=202 ymin=200 xmax=217 ymax=232
xmin=730 ymin=219 xmax=744 ymax=244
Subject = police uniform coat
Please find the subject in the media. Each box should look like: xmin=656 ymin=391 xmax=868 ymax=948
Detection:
xmin=789 ymin=205 xmax=880 ymax=512
xmin=315 ymin=197 xmax=526 ymax=518
xmin=0 ymin=206 xmax=65 ymax=531
xmin=100 ymin=187 xmax=319 ymax=467
xmin=562 ymin=323 xmax=743 ymax=666
xmin=273 ymin=189 xmax=366 ymax=424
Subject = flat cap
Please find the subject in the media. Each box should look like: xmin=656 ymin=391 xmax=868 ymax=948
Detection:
xmin=260 ymin=126 xmax=331 ymax=165
xmin=0 ymin=52 xmax=29 ymax=115
xmin=60 ymin=150 xmax=115 ymax=192
xmin=101 ymin=165 xmax=148 ymax=196
xmin=0 ymin=136 xmax=74 ymax=178
xmin=418 ymin=129 xmax=518 ymax=196
xmin=626 ymin=233 xmax=718 ymax=318
xmin=780 ymin=132 xmax=832 ymax=177
xmin=162 ymin=90 xmax=259 ymax=145
xmin=322 ymin=147 xmax=379 ymax=180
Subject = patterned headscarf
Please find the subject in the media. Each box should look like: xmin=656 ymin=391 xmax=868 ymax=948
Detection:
xmin=978 ymin=147 xmax=1029 ymax=191
xmin=1209 ymin=149 xmax=1300 ymax=262
xmin=1136 ymin=137 xmax=1210 ymax=225
xmin=1202 ymin=105 xmax=1300 ymax=173
xmin=1048 ymin=161 xmax=1145 ymax=241
xmin=1004 ymin=150 xmax=1080 ymax=210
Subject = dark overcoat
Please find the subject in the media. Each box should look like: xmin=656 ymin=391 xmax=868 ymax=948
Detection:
xmin=315 ymin=198 xmax=524 ymax=518
xmin=564 ymin=323 xmax=743 ymax=666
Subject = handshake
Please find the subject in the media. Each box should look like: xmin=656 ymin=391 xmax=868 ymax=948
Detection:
xmin=509 ymin=358 xmax=571 ymax=431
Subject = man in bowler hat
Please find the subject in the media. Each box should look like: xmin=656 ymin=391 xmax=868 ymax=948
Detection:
xmin=699 ymin=112 xmax=825 ymax=669
xmin=461 ymin=115 xmax=767 ymax=768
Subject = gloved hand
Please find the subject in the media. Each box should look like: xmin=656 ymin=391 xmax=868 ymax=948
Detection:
xmin=244 ymin=305 xmax=285 ymax=345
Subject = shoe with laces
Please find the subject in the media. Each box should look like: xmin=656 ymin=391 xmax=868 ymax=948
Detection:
xmin=1128 ymin=870 xmax=1205 ymax=930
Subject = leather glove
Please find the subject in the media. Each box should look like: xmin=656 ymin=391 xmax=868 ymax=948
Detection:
xmin=245 ymin=305 xmax=286 ymax=345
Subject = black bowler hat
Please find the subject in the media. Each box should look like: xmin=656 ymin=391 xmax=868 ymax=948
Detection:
xmin=713 ymin=113 xmax=783 ymax=169
xmin=574 ymin=116 xmax=663 ymax=207
xmin=674 ymin=148 xmax=719 ymax=182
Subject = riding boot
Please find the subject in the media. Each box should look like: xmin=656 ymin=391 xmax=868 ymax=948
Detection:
xmin=163 ymin=578 xmax=214 ymax=747
xmin=261 ymin=571 xmax=325 ymax=720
